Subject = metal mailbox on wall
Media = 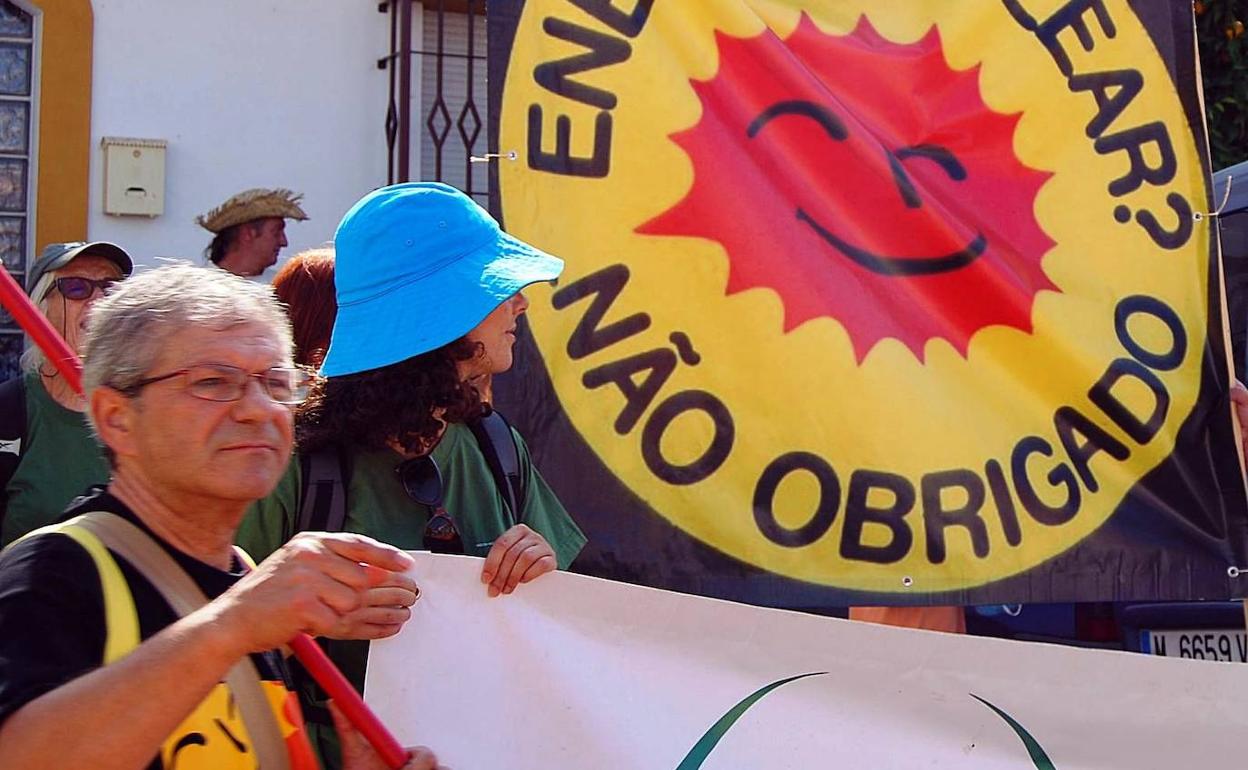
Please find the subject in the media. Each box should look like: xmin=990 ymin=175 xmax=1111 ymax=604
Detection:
xmin=101 ymin=136 xmax=167 ymax=217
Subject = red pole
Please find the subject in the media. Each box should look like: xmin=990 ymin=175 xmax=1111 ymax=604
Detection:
xmin=0 ymin=267 xmax=409 ymax=769
xmin=290 ymin=635 xmax=408 ymax=767
xmin=0 ymin=268 xmax=81 ymax=393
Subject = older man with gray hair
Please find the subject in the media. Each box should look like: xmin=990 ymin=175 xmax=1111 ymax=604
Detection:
xmin=0 ymin=265 xmax=440 ymax=770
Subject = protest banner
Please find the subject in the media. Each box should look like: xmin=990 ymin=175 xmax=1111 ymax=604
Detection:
xmin=487 ymin=0 xmax=1248 ymax=605
xmin=366 ymin=554 xmax=1248 ymax=768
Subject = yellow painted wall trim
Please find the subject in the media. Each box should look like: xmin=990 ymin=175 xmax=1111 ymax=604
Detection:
xmin=31 ymin=0 xmax=93 ymax=251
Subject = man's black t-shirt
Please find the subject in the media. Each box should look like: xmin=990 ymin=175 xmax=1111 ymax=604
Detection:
xmin=0 ymin=487 xmax=306 ymax=769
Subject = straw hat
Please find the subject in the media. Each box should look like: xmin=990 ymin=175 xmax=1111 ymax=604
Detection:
xmin=195 ymin=188 xmax=308 ymax=233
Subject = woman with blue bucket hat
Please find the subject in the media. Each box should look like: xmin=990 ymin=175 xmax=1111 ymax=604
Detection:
xmin=238 ymin=183 xmax=585 ymax=770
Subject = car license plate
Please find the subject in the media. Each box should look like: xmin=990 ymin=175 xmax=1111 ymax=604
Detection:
xmin=1143 ymin=629 xmax=1248 ymax=662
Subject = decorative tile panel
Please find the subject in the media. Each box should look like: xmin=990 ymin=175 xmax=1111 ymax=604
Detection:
xmin=0 ymin=157 xmax=26 ymax=211
xmin=0 ymin=42 xmax=30 ymax=96
xmin=0 ymin=99 xmax=27 ymax=153
xmin=0 ymin=2 xmax=32 ymax=39
xmin=0 ymin=215 xmax=22 ymax=271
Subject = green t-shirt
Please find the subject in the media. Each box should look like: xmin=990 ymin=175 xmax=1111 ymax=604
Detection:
xmin=238 ymin=422 xmax=586 ymax=564
xmin=2 ymin=374 xmax=110 ymax=546
xmin=236 ymin=420 xmax=586 ymax=694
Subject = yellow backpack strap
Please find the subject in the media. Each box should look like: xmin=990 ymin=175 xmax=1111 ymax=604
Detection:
xmin=71 ymin=513 xmax=291 ymax=770
xmin=13 ymin=516 xmax=141 ymax=664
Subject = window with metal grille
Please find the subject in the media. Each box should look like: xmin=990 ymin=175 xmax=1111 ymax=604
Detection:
xmin=0 ymin=0 xmax=34 ymax=383
xmin=380 ymin=0 xmax=488 ymax=207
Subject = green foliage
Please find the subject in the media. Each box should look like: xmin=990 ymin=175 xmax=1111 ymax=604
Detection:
xmin=1199 ymin=0 xmax=1248 ymax=169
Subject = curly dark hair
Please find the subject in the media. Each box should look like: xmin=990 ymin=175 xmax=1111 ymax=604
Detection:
xmin=296 ymin=337 xmax=486 ymax=455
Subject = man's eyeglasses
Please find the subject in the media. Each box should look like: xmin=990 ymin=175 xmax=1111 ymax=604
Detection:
xmin=124 ymin=364 xmax=311 ymax=405
xmin=51 ymin=276 xmax=116 ymax=301
xmin=396 ymin=455 xmax=464 ymax=555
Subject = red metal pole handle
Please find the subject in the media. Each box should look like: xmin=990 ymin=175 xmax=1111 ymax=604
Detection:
xmin=0 ymin=268 xmax=81 ymax=393
xmin=290 ymin=634 xmax=408 ymax=768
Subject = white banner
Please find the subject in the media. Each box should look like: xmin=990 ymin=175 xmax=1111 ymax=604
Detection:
xmin=366 ymin=555 xmax=1248 ymax=769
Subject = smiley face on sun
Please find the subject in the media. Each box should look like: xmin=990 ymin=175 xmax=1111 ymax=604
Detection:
xmin=501 ymin=0 xmax=1213 ymax=593
xmin=747 ymin=99 xmax=986 ymax=278
xmin=639 ymin=14 xmax=1056 ymax=362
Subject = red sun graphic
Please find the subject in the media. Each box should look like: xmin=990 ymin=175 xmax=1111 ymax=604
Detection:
xmin=638 ymin=14 xmax=1057 ymax=361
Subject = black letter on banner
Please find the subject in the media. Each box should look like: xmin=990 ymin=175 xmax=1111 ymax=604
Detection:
xmin=921 ymin=470 xmax=989 ymax=564
xmin=1094 ymin=122 xmax=1177 ymax=196
xmin=1012 ymin=436 xmax=1081 ymax=526
xmin=1115 ymin=295 xmax=1186 ymax=371
xmin=528 ymin=107 xmax=612 ymax=178
xmin=641 ymin=390 xmax=734 ymax=485
xmin=1089 ymin=357 xmax=1169 ymax=444
xmin=840 ymin=470 xmax=914 ymax=564
xmin=570 ymin=0 xmax=654 ymax=37
xmin=1002 ymin=0 xmax=1116 ymax=77
xmin=552 ymin=264 xmax=650 ymax=358
xmin=985 ymin=459 xmax=1023 ymax=547
xmin=584 ymin=347 xmax=675 ymax=434
xmin=534 ymin=18 xmax=629 ymax=109
xmin=753 ymin=452 xmax=840 ymax=548
xmin=1134 ymin=193 xmax=1194 ymax=250
xmin=1070 ymin=69 xmax=1142 ymax=138
xmin=1053 ymin=406 xmax=1130 ymax=493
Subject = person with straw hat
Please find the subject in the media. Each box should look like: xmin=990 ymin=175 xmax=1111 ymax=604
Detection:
xmin=197 ymin=188 xmax=308 ymax=277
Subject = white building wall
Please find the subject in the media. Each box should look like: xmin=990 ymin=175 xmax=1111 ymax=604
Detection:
xmin=84 ymin=1 xmax=391 ymax=269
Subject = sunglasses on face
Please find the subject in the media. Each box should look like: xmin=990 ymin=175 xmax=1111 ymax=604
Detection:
xmin=52 ymin=276 xmax=117 ymax=301
xmin=396 ymin=455 xmax=464 ymax=555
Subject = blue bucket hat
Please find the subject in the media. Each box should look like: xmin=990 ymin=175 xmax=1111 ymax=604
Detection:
xmin=321 ymin=182 xmax=564 ymax=377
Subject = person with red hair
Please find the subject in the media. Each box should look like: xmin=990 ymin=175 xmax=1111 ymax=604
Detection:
xmin=272 ymin=248 xmax=337 ymax=368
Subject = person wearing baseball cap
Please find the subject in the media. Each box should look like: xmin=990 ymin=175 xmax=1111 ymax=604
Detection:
xmin=197 ymin=188 xmax=308 ymax=277
xmin=238 ymin=182 xmax=585 ymax=770
xmin=1 ymin=241 xmax=133 ymax=544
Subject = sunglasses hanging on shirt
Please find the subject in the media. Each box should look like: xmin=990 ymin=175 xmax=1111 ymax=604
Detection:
xmin=395 ymin=455 xmax=464 ymax=555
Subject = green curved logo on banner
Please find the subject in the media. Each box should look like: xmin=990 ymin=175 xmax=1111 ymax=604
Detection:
xmin=676 ymin=675 xmax=1057 ymax=769
xmin=674 ymin=672 xmax=827 ymax=769
xmin=971 ymin=693 xmax=1058 ymax=770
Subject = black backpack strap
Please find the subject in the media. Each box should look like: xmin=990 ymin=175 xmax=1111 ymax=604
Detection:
xmin=296 ymin=444 xmax=350 ymax=534
xmin=288 ymin=444 xmax=356 ymax=733
xmin=468 ymin=409 xmax=526 ymax=526
xmin=0 ymin=376 xmax=28 ymax=526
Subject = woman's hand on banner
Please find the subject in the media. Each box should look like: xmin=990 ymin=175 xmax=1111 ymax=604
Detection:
xmin=481 ymin=524 xmax=557 ymax=598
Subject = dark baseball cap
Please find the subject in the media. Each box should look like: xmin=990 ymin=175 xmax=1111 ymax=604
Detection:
xmin=26 ymin=241 xmax=134 ymax=296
